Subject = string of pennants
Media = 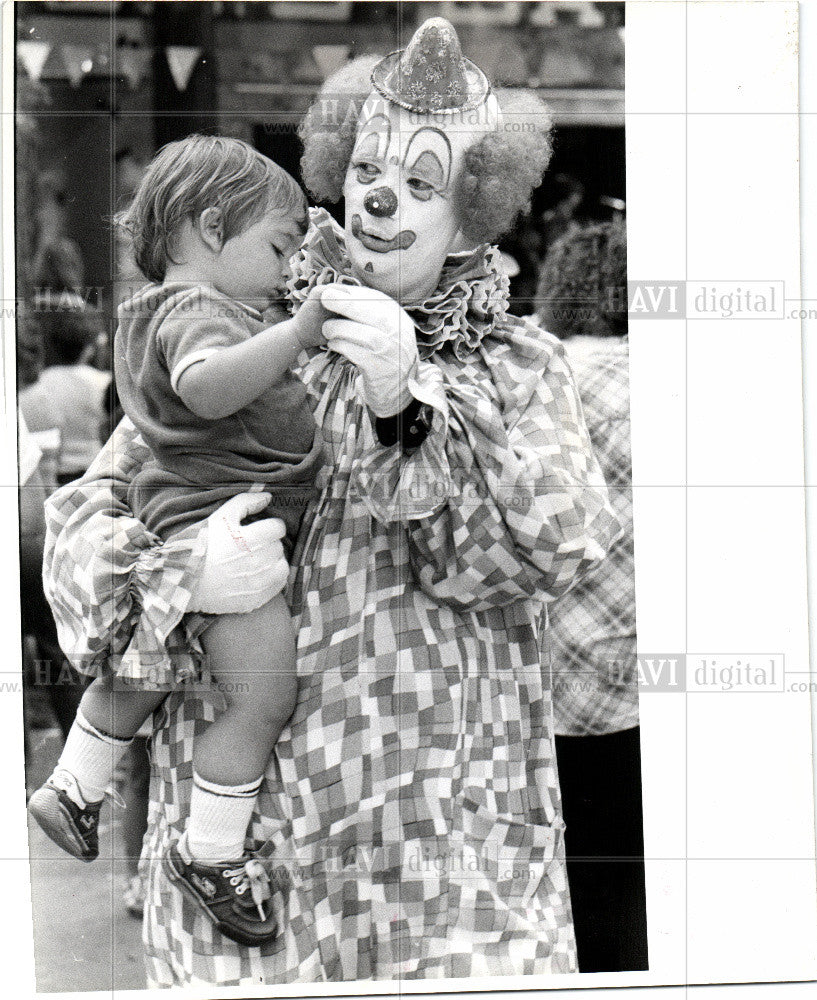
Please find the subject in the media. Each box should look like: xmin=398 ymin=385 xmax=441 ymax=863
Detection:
xmin=18 ymin=25 xmax=622 ymax=93
xmin=17 ymin=39 xmax=353 ymax=91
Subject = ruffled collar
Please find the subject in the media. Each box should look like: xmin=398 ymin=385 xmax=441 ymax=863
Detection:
xmin=286 ymin=208 xmax=509 ymax=361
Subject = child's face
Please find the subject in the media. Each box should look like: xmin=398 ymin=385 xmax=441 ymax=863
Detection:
xmin=212 ymin=207 xmax=305 ymax=311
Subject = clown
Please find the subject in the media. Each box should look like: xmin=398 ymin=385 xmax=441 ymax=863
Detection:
xmin=302 ymin=21 xmax=550 ymax=305
xmin=44 ymin=18 xmax=616 ymax=986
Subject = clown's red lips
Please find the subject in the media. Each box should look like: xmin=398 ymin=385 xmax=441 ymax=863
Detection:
xmin=351 ymin=214 xmax=417 ymax=253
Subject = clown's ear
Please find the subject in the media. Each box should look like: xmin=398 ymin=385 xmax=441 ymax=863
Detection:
xmin=455 ymin=90 xmax=554 ymax=245
xmin=299 ymin=56 xmax=382 ymax=204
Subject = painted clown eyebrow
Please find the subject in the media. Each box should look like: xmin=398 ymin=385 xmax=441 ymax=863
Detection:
xmin=403 ymin=127 xmax=452 ymax=188
xmin=353 ymin=114 xmax=391 ymax=160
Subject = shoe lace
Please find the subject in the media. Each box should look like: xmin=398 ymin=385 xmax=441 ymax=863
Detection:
xmin=223 ymin=859 xmax=271 ymax=920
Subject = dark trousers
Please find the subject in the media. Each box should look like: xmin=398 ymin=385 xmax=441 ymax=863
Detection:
xmin=555 ymin=726 xmax=649 ymax=972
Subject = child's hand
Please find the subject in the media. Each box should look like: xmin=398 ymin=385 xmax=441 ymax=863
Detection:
xmin=291 ymin=287 xmax=333 ymax=349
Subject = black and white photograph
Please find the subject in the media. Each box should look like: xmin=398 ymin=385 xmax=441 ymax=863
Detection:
xmin=4 ymin=1 xmax=817 ymax=998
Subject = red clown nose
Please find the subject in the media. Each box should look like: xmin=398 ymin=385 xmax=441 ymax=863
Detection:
xmin=371 ymin=16 xmax=491 ymax=114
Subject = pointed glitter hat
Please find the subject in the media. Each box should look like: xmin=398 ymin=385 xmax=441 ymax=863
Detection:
xmin=370 ymin=17 xmax=491 ymax=114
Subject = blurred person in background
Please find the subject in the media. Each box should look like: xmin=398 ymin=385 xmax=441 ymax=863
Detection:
xmin=536 ymin=220 xmax=647 ymax=972
xmin=18 ymin=408 xmax=86 ymax=753
xmin=18 ymin=307 xmax=106 ymax=760
xmin=20 ymin=306 xmax=110 ymax=487
xmin=18 ymin=306 xmax=90 ymax=754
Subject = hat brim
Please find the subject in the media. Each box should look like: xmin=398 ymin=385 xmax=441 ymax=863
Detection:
xmin=370 ymin=50 xmax=492 ymax=115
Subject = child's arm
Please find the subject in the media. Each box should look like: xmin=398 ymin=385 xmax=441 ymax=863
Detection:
xmin=177 ymin=288 xmax=329 ymax=421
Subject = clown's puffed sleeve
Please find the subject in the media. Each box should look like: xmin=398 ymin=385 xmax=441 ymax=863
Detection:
xmin=42 ymin=417 xmax=206 ymax=675
xmin=353 ymin=323 xmax=619 ymax=610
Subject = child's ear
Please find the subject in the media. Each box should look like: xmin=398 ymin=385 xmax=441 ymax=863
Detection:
xmin=197 ymin=207 xmax=224 ymax=252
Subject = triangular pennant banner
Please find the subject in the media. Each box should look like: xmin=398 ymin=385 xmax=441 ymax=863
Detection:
xmin=61 ymin=44 xmax=95 ymax=87
xmin=165 ymin=46 xmax=201 ymax=91
xmin=311 ymin=44 xmax=350 ymax=80
xmin=117 ymin=47 xmax=151 ymax=91
xmin=18 ymin=40 xmax=51 ymax=82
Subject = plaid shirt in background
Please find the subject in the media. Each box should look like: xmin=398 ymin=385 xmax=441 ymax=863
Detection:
xmin=549 ymin=338 xmax=638 ymax=737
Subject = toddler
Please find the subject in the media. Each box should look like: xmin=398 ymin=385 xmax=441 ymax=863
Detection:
xmin=29 ymin=135 xmax=330 ymax=947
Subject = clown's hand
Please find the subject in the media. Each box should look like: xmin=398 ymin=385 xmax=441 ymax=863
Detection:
xmin=188 ymin=493 xmax=289 ymax=615
xmin=321 ymin=284 xmax=420 ymax=418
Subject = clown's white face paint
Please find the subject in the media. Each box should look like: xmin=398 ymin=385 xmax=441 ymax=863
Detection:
xmin=343 ymin=92 xmax=500 ymax=305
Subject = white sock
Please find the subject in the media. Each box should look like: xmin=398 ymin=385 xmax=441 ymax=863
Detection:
xmin=54 ymin=708 xmax=132 ymax=805
xmin=186 ymin=772 xmax=262 ymax=864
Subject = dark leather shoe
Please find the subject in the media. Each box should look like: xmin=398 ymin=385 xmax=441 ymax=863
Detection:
xmin=163 ymin=838 xmax=278 ymax=947
xmin=28 ymin=771 xmax=102 ymax=862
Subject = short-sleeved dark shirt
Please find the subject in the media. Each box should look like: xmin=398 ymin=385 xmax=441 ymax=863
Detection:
xmin=114 ymin=282 xmax=322 ymax=541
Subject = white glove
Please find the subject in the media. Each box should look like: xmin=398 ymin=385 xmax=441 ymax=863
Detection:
xmin=188 ymin=493 xmax=289 ymax=615
xmin=321 ymin=284 xmax=420 ymax=418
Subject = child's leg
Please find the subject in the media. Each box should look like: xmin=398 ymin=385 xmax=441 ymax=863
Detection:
xmin=29 ymin=676 xmax=166 ymax=862
xmin=186 ymin=593 xmax=298 ymax=863
xmin=53 ymin=675 xmax=166 ymax=805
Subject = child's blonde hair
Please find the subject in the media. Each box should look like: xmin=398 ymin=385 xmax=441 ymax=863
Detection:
xmin=118 ymin=134 xmax=308 ymax=283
